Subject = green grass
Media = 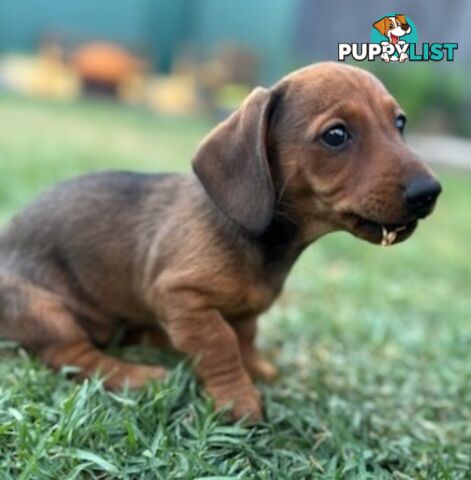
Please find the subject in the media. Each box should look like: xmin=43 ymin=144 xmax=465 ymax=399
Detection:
xmin=0 ymin=95 xmax=470 ymax=479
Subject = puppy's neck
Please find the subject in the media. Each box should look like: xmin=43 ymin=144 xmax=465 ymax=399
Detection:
xmin=255 ymin=205 xmax=335 ymax=269
xmin=194 ymin=175 xmax=334 ymax=271
xmin=256 ymin=213 xmax=301 ymax=266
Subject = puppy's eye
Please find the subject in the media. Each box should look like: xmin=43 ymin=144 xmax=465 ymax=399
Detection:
xmin=321 ymin=125 xmax=350 ymax=150
xmin=395 ymin=115 xmax=406 ymax=133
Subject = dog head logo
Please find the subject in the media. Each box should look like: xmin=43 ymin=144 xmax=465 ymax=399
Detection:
xmin=373 ymin=15 xmax=411 ymax=45
xmin=370 ymin=13 xmax=417 ymax=63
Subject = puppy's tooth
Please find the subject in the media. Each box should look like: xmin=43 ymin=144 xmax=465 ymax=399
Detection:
xmin=387 ymin=231 xmax=397 ymax=244
xmin=381 ymin=226 xmax=389 ymax=246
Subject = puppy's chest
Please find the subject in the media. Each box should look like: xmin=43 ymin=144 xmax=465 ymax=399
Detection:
xmin=218 ymin=274 xmax=283 ymax=319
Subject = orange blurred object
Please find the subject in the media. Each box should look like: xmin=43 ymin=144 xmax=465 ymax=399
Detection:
xmin=74 ymin=42 xmax=139 ymax=82
xmin=73 ymin=42 xmax=143 ymax=97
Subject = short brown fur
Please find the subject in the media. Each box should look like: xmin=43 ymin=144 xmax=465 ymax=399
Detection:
xmin=0 ymin=63 xmax=440 ymax=421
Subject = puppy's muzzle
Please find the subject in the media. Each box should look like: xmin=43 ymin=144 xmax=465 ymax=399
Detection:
xmin=404 ymin=176 xmax=442 ymax=218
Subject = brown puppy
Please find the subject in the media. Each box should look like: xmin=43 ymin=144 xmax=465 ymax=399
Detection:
xmin=0 ymin=63 xmax=441 ymax=421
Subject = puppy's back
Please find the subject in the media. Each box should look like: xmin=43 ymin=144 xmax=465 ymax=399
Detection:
xmin=0 ymin=171 xmax=184 ymax=318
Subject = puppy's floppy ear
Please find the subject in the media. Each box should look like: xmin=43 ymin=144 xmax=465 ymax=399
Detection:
xmin=396 ymin=14 xmax=407 ymax=25
xmin=192 ymin=87 xmax=275 ymax=235
xmin=373 ymin=17 xmax=389 ymax=36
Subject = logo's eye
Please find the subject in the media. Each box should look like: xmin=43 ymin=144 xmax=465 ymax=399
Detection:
xmin=395 ymin=114 xmax=406 ymax=133
xmin=321 ymin=125 xmax=350 ymax=150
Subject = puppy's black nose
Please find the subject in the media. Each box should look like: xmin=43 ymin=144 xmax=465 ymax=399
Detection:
xmin=401 ymin=23 xmax=410 ymax=31
xmin=404 ymin=177 xmax=442 ymax=217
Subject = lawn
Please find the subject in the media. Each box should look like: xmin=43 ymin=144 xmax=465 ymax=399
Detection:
xmin=0 ymin=95 xmax=470 ymax=480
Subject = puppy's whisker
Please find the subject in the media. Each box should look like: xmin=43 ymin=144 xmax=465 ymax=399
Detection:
xmin=276 ymin=170 xmax=296 ymax=205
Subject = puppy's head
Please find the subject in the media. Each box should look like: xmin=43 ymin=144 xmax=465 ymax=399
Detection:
xmin=374 ymin=15 xmax=412 ymax=44
xmin=193 ymin=63 xmax=441 ymax=247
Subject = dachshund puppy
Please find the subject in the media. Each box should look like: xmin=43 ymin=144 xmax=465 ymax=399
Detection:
xmin=0 ymin=63 xmax=441 ymax=421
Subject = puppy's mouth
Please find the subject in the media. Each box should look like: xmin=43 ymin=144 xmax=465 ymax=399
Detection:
xmin=344 ymin=213 xmax=418 ymax=246
xmin=390 ymin=34 xmax=399 ymax=44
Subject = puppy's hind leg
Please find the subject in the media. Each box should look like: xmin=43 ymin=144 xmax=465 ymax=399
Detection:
xmin=41 ymin=342 xmax=167 ymax=389
xmin=0 ymin=272 xmax=166 ymax=389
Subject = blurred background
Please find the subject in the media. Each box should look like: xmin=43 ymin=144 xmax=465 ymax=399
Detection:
xmin=0 ymin=2 xmax=470 ymax=474
xmin=0 ymin=0 xmax=469 ymax=249
xmin=0 ymin=0 xmax=470 ymax=217
xmin=0 ymin=0 xmax=469 ymax=284
xmin=0 ymin=0 xmax=470 ymax=131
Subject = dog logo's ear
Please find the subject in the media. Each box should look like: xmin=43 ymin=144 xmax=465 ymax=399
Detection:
xmin=373 ymin=17 xmax=389 ymax=36
xmin=192 ymin=87 xmax=275 ymax=235
xmin=396 ymin=14 xmax=408 ymax=25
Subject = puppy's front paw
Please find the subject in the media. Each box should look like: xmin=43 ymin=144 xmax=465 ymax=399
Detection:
xmin=209 ymin=383 xmax=263 ymax=423
xmin=226 ymin=394 xmax=263 ymax=423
